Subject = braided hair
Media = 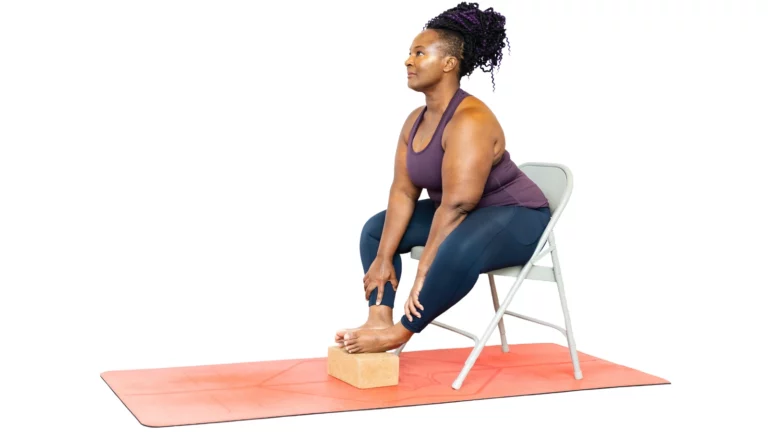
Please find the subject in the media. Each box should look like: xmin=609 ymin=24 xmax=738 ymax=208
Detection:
xmin=424 ymin=2 xmax=510 ymax=90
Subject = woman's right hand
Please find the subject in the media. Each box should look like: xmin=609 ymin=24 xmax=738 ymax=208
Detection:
xmin=363 ymin=256 xmax=398 ymax=306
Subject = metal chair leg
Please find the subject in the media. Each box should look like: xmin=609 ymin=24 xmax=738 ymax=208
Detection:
xmin=488 ymin=275 xmax=509 ymax=353
xmin=451 ymin=267 xmax=529 ymax=390
xmin=550 ymin=233 xmax=582 ymax=379
xmin=394 ymin=343 xmax=406 ymax=356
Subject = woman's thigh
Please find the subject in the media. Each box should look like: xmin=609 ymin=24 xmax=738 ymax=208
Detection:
xmin=436 ymin=205 xmax=550 ymax=275
xmin=360 ymin=198 xmax=437 ymax=253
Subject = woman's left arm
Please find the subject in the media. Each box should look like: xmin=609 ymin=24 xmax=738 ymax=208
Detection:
xmin=415 ymin=108 xmax=497 ymax=280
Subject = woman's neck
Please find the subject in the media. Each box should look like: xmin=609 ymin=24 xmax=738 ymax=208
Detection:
xmin=423 ymin=81 xmax=460 ymax=116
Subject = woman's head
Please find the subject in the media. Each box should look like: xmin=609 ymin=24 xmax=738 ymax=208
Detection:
xmin=405 ymin=2 xmax=509 ymax=91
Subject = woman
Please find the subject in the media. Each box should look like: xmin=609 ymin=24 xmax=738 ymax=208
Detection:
xmin=336 ymin=2 xmax=551 ymax=353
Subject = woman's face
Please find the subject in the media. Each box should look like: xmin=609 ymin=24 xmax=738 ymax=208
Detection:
xmin=404 ymin=30 xmax=456 ymax=91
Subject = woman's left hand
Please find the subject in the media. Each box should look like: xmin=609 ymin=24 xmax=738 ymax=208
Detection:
xmin=404 ymin=275 xmax=425 ymax=322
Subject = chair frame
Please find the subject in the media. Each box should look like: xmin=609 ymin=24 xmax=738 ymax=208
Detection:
xmin=394 ymin=162 xmax=583 ymax=390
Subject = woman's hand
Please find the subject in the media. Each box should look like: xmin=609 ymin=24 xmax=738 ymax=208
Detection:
xmin=404 ymin=275 xmax=425 ymax=322
xmin=363 ymin=256 xmax=398 ymax=305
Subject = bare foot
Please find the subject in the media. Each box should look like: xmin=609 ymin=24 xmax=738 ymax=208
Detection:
xmin=335 ymin=320 xmax=391 ymax=347
xmin=342 ymin=323 xmax=412 ymax=354
xmin=334 ymin=305 xmax=394 ymax=347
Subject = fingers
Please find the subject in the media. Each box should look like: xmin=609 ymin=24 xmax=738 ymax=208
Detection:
xmin=408 ymin=292 xmax=422 ymax=319
xmin=404 ymin=296 xmax=420 ymax=321
xmin=404 ymin=298 xmax=412 ymax=322
xmin=391 ymin=277 xmax=398 ymax=291
xmin=414 ymin=296 xmax=424 ymax=311
xmin=364 ymin=279 xmax=379 ymax=300
xmin=409 ymin=299 xmax=421 ymax=319
xmin=364 ymin=280 xmax=382 ymax=303
xmin=374 ymin=279 xmax=385 ymax=305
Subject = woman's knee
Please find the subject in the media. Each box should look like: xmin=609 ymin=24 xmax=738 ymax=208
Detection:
xmin=360 ymin=209 xmax=386 ymax=241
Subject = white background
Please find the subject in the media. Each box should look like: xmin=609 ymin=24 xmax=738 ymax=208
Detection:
xmin=1 ymin=0 xmax=766 ymax=431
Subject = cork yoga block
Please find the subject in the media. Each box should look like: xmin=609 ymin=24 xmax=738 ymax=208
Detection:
xmin=327 ymin=346 xmax=399 ymax=389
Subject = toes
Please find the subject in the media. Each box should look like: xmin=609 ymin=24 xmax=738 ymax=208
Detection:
xmin=344 ymin=334 xmax=359 ymax=352
xmin=336 ymin=328 xmax=353 ymax=344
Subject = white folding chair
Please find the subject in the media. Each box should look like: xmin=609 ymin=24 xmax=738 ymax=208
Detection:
xmin=394 ymin=161 xmax=583 ymax=390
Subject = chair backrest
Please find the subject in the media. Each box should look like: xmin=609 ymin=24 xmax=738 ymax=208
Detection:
xmin=519 ymin=162 xmax=573 ymax=216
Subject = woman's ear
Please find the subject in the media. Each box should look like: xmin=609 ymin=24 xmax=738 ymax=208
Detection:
xmin=443 ymin=56 xmax=459 ymax=74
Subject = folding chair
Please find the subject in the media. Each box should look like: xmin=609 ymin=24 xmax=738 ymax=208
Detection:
xmin=394 ymin=161 xmax=583 ymax=390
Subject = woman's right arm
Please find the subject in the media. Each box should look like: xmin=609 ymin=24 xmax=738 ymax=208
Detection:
xmin=375 ymin=109 xmax=423 ymax=261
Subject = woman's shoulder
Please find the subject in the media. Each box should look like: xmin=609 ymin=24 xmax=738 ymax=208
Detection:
xmin=457 ymin=94 xmax=497 ymax=120
xmin=398 ymin=105 xmax=427 ymax=144
xmin=406 ymin=104 xmax=426 ymax=122
xmin=449 ymin=95 xmax=501 ymax=133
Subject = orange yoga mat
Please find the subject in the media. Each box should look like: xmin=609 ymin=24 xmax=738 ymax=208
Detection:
xmin=101 ymin=343 xmax=669 ymax=427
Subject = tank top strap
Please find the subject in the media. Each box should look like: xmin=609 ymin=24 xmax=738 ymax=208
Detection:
xmin=407 ymin=107 xmax=427 ymax=149
xmin=436 ymin=88 xmax=469 ymax=131
xmin=407 ymin=88 xmax=469 ymax=150
xmin=429 ymin=88 xmax=469 ymax=151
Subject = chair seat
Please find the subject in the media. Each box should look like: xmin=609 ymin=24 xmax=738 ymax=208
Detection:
xmin=409 ymin=246 xmax=556 ymax=282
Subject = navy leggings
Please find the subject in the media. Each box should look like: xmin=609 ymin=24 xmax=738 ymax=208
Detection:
xmin=360 ymin=199 xmax=551 ymax=333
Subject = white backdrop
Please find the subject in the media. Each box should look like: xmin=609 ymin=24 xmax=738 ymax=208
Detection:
xmin=1 ymin=1 xmax=766 ymax=431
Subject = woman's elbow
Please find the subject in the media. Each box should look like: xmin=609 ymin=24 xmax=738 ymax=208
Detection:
xmin=442 ymin=198 xmax=479 ymax=215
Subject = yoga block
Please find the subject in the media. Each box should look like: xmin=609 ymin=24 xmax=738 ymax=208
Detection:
xmin=327 ymin=346 xmax=399 ymax=389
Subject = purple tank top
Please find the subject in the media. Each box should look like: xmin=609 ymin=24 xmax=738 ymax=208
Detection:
xmin=406 ymin=88 xmax=549 ymax=209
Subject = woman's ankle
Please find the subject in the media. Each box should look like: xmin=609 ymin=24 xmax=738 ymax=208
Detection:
xmin=367 ymin=305 xmax=394 ymax=325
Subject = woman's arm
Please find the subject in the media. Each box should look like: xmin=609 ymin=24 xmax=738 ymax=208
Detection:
xmin=414 ymin=107 xmax=497 ymax=279
xmin=375 ymin=110 xmax=424 ymax=260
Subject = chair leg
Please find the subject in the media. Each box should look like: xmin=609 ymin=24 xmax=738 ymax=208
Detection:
xmin=452 ymin=272 xmax=528 ymax=390
xmin=488 ymin=275 xmax=509 ymax=353
xmin=393 ymin=343 xmax=406 ymax=356
xmin=550 ymin=233 xmax=583 ymax=380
